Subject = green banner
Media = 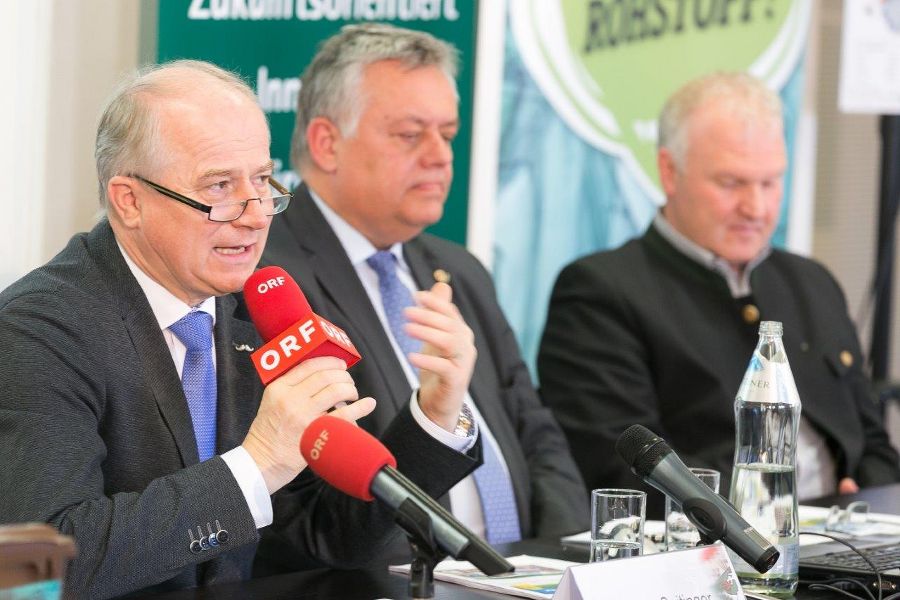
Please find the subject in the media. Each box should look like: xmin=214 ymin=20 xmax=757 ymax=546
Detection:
xmin=155 ymin=0 xmax=476 ymax=244
xmin=510 ymin=0 xmax=809 ymax=201
xmin=497 ymin=0 xmax=811 ymax=376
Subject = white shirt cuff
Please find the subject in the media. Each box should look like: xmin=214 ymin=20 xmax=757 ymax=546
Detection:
xmin=409 ymin=390 xmax=479 ymax=453
xmin=221 ymin=446 xmax=273 ymax=529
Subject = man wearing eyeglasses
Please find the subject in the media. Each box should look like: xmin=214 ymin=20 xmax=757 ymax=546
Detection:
xmin=0 ymin=60 xmax=472 ymax=599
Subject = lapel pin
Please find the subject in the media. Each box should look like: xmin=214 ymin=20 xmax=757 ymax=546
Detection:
xmin=839 ymin=350 xmax=854 ymax=368
xmin=433 ymin=269 xmax=451 ymax=284
xmin=233 ymin=343 xmax=255 ymax=352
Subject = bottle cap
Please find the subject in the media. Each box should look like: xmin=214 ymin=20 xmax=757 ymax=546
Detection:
xmin=758 ymin=320 xmax=783 ymax=336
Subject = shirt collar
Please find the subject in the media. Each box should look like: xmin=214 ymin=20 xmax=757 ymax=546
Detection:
xmin=309 ymin=189 xmax=407 ymax=270
xmin=653 ymin=211 xmax=771 ymax=298
xmin=117 ymin=241 xmax=217 ymax=330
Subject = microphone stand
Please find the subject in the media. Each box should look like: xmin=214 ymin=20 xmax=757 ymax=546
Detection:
xmin=394 ymin=499 xmax=445 ymax=600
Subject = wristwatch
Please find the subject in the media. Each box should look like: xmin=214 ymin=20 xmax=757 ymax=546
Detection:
xmin=454 ymin=403 xmax=475 ymax=438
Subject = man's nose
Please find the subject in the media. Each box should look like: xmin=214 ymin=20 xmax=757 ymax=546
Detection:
xmin=420 ymin=129 xmax=453 ymax=167
xmin=739 ymin=184 xmax=767 ymax=218
xmin=232 ymin=181 xmax=270 ymax=230
xmin=234 ymin=198 xmax=270 ymax=229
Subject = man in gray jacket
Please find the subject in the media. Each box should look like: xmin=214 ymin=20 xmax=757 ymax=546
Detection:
xmin=0 ymin=59 xmax=476 ymax=598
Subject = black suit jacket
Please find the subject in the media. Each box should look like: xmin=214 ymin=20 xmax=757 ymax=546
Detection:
xmin=259 ymin=186 xmax=587 ymax=561
xmin=0 ymin=220 xmax=475 ymax=598
xmin=538 ymin=225 xmax=900 ymax=516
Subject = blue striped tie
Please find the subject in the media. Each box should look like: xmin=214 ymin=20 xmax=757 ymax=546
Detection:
xmin=169 ymin=310 xmax=217 ymax=462
xmin=474 ymin=440 xmax=522 ymax=543
xmin=367 ymin=251 xmax=422 ymax=363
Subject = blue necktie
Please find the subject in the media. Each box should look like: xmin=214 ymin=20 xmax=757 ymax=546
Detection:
xmin=367 ymin=250 xmax=521 ymax=544
xmin=169 ymin=310 xmax=217 ymax=462
xmin=474 ymin=440 xmax=522 ymax=544
xmin=367 ymin=251 xmax=422 ymax=363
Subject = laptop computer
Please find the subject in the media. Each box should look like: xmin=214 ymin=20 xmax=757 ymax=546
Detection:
xmin=799 ymin=535 xmax=900 ymax=594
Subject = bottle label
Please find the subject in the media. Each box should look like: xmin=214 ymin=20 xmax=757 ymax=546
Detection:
xmin=779 ymin=542 xmax=800 ymax=573
xmin=736 ymin=353 xmax=801 ymax=406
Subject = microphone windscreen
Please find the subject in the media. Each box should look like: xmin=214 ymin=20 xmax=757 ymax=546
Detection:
xmin=244 ymin=266 xmax=314 ymax=342
xmin=615 ymin=424 xmax=670 ymax=476
xmin=300 ymin=415 xmax=397 ymax=501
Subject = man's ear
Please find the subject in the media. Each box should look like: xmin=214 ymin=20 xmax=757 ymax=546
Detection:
xmin=306 ymin=116 xmax=342 ymax=173
xmin=657 ymin=147 xmax=679 ymax=198
xmin=106 ymin=176 xmax=143 ymax=228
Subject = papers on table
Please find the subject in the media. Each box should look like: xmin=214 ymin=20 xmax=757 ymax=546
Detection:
xmin=560 ymin=507 xmax=900 ymax=551
xmin=390 ymin=555 xmax=578 ymax=600
xmin=798 ymin=504 xmax=900 ymax=544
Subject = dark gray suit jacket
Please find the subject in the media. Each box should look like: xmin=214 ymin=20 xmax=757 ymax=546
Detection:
xmin=0 ymin=220 xmax=476 ymax=598
xmin=538 ymin=225 xmax=900 ymax=517
xmin=259 ymin=186 xmax=587 ymax=565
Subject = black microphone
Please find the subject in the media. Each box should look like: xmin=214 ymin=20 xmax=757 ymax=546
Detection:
xmin=615 ymin=424 xmax=780 ymax=574
xmin=300 ymin=415 xmax=514 ymax=576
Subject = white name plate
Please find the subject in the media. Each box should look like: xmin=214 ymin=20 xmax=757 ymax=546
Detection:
xmin=553 ymin=544 xmax=745 ymax=600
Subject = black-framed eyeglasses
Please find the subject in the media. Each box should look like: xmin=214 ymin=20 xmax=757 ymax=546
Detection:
xmin=131 ymin=174 xmax=292 ymax=222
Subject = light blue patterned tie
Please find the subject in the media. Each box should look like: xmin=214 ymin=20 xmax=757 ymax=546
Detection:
xmin=367 ymin=251 xmax=423 ymax=363
xmin=169 ymin=310 xmax=217 ymax=462
xmin=474 ymin=440 xmax=522 ymax=544
xmin=367 ymin=250 xmax=521 ymax=544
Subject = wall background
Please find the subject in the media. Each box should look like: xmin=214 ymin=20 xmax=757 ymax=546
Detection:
xmin=1 ymin=1 xmax=147 ymax=288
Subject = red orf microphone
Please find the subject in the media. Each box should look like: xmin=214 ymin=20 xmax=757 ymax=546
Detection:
xmin=243 ymin=266 xmax=361 ymax=385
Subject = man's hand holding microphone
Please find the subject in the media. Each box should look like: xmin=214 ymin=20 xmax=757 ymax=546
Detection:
xmin=239 ymin=266 xmax=375 ymax=494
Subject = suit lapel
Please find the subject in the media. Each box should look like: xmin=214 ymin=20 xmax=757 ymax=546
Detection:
xmin=214 ymin=295 xmax=262 ymax=453
xmin=89 ymin=221 xmax=200 ymax=466
xmin=402 ymin=238 xmax=437 ymax=293
xmin=126 ymin=309 xmax=201 ymax=466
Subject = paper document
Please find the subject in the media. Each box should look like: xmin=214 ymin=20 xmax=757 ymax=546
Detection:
xmin=390 ymin=554 xmax=578 ymax=600
xmin=798 ymin=504 xmax=900 ymax=544
xmin=562 ymin=507 xmax=900 ymax=551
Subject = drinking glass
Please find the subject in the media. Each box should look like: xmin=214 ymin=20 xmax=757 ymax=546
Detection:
xmin=664 ymin=468 xmax=721 ymax=551
xmin=590 ymin=488 xmax=646 ymax=561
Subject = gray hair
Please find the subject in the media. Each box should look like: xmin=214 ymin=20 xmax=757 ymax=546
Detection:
xmin=95 ymin=59 xmax=258 ymax=208
xmin=292 ymin=23 xmax=458 ymax=172
xmin=658 ymin=71 xmax=784 ymax=169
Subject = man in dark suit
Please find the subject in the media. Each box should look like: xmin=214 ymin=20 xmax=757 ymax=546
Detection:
xmin=259 ymin=24 xmax=586 ymax=567
xmin=538 ymin=72 xmax=900 ymax=516
xmin=0 ymin=60 xmax=476 ymax=598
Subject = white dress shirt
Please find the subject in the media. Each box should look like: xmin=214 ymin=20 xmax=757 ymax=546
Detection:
xmin=653 ymin=213 xmax=837 ymax=499
xmin=118 ymin=244 xmax=273 ymax=528
xmin=311 ymin=192 xmax=513 ymax=539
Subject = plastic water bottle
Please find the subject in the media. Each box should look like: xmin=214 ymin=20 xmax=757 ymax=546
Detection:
xmin=728 ymin=321 xmax=800 ymax=598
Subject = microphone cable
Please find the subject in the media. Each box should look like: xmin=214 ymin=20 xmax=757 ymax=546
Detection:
xmin=797 ymin=531 xmax=898 ymax=600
